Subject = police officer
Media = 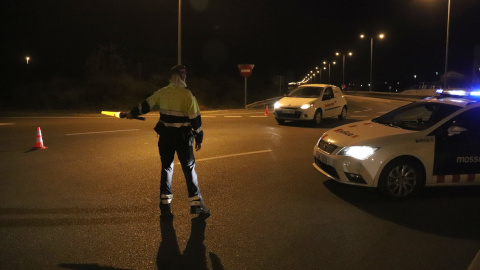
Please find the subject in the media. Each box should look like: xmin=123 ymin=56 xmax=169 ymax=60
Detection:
xmin=122 ymin=65 xmax=209 ymax=215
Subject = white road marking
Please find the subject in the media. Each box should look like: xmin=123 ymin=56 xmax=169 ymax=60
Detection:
xmin=66 ymin=129 xmax=139 ymax=136
xmin=206 ymin=112 xmax=265 ymax=116
xmin=202 ymin=115 xmax=268 ymax=118
xmin=0 ymin=123 xmax=15 ymax=126
xmin=176 ymin=149 xmax=273 ymax=164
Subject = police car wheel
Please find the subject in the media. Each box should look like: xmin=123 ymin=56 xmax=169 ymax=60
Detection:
xmin=338 ymin=106 xmax=347 ymax=120
xmin=313 ymin=110 xmax=322 ymax=126
xmin=378 ymin=158 xmax=424 ymax=199
xmin=276 ymin=118 xmax=285 ymax=125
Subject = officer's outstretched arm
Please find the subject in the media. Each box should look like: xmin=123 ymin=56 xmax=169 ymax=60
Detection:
xmin=130 ymin=100 xmax=151 ymax=118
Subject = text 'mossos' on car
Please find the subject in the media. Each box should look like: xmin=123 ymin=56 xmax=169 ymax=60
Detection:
xmin=273 ymin=84 xmax=348 ymax=125
xmin=313 ymin=88 xmax=480 ymax=199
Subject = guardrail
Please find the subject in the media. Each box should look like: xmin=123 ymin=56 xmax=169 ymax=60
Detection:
xmin=245 ymin=89 xmax=439 ymax=109
xmin=343 ymin=89 xmax=438 ymax=102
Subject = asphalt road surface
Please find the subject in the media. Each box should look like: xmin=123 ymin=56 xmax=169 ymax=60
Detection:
xmin=1 ymin=95 xmax=480 ymax=270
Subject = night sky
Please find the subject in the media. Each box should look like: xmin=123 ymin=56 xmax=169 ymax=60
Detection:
xmin=1 ymin=0 xmax=480 ymax=89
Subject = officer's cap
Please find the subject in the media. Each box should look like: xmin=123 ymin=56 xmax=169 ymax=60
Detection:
xmin=170 ymin=65 xmax=186 ymax=75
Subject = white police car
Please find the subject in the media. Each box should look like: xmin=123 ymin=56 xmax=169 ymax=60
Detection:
xmin=274 ymin=84 xmax=348 ymax=125
xmin=313 ymin=89 xmax=480 ymax=198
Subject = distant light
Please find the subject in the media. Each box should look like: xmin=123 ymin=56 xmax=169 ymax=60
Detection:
xmin=379 ymin=34 xmax=385 ymax=39
xmin=26 ymin=56 xmax=30 ymax=64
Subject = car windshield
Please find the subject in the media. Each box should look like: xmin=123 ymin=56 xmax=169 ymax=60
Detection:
xmin=288 ymin=87 xmax=323 ymax=98
xmin=372 ymin=102 xmax=462 ymax=131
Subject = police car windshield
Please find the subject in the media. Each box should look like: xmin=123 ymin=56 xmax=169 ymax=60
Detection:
xmin=372 ymin=102 xmax=462 ymax=131
xmin=287 ymin=87 xmax=323 ymax=98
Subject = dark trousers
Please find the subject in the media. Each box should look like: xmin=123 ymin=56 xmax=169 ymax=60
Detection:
xmin=158 ymin=129 xmax=200 ymax=201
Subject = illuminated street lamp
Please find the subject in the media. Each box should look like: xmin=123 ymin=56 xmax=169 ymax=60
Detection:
xmin=26 ymin=56 xmax=30 ymax=64
xmin=315 ymin=66 xmax=323 ymax=83
xmin=323 ymin=61 xmax=336 ymax=84
xmin=335 ymin=51 xmax=353 ymax=87
xmin=360 ymin=33 xmax=385 ymax=91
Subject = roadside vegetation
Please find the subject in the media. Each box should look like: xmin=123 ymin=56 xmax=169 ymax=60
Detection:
xmin=1 ymin=44 xmax=279 ymax=113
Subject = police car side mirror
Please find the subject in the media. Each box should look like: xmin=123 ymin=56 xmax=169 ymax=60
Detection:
xmin=447 ymin=125 xmax=467 ymax=136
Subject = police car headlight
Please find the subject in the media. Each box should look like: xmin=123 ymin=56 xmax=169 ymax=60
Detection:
xmin=337 ymin=146 xmax=379 ymax=160
xmin=300 ymin=103 xmax=313 ymax=109
xmin=274 ymin=101 xmax=281 ymax=109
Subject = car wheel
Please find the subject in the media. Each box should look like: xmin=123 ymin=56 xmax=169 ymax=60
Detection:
xmin=338 ymin=106 xmax=347 ymax=120
xmin=313 ymin=110 xmax=322 ymax=126
xmin=378 ymin=158 xmax=424 ymax=199
xmin=275 ymin=118 xmax=285 ymax=125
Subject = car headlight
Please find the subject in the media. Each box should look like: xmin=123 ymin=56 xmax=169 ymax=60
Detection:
xmin=300 ymin=103 xmax=313 ymax=109
xmin=337 ymin=146 xmax=379 ymax=160
xmin=274 ymin=101 xmax=281 ymax=109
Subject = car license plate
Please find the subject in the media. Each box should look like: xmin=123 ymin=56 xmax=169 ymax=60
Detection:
xmin=316 ymin=152 xmax=331 ymax=165
xmin=283 ymin=109 xmax=295 ymax=114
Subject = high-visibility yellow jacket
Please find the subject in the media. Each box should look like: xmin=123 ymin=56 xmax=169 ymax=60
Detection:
xmin=130 ymin=83 xmax=203 ymax=144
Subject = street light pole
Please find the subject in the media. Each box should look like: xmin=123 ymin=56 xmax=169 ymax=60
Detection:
xmin=444 ymin=0 xmax=451 ymax=89
xmin=335 ymin=52 xmax=353 ymax=87
xmin=369 ymin=37 xmax=373 ymax=91
xmin=323 ymin=61 xmax=336 ymax=84
xmin=177 ymin=0 xmax=182 ymax=65
xmin=361 ymin=34 xmax=384 ymax=91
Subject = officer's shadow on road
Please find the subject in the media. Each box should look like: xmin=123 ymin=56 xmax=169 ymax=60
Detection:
xmin=157 ymin=214 xmax=224 ymax=270
xmin=324 ymin=179 xmax=480 ymax=241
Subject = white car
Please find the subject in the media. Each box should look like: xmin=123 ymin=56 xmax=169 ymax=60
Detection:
xmin=274 ymin=84 xmax=348 ymax=125
xmin=313 ymin=89 xmax=480 ymax=199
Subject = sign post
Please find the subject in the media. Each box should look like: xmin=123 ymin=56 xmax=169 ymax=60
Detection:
xmin=238 ymin=64 xmax=255 ymax=108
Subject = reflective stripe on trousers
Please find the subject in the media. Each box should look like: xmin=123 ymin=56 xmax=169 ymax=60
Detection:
xmin=160 ymin=194 xmax=173 ymax=205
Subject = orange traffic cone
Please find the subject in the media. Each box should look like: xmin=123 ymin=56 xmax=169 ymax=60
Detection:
xmin=32 ymin=127 xmax=47 ymax=150
xmin=264 ymin=105 xmax=269 ymax=116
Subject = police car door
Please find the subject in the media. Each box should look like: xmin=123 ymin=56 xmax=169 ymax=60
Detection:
xmin=430 ymin=107 xmax=480 ymax=184
xmin=321 ymin=87 xmax=338 ymax=117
